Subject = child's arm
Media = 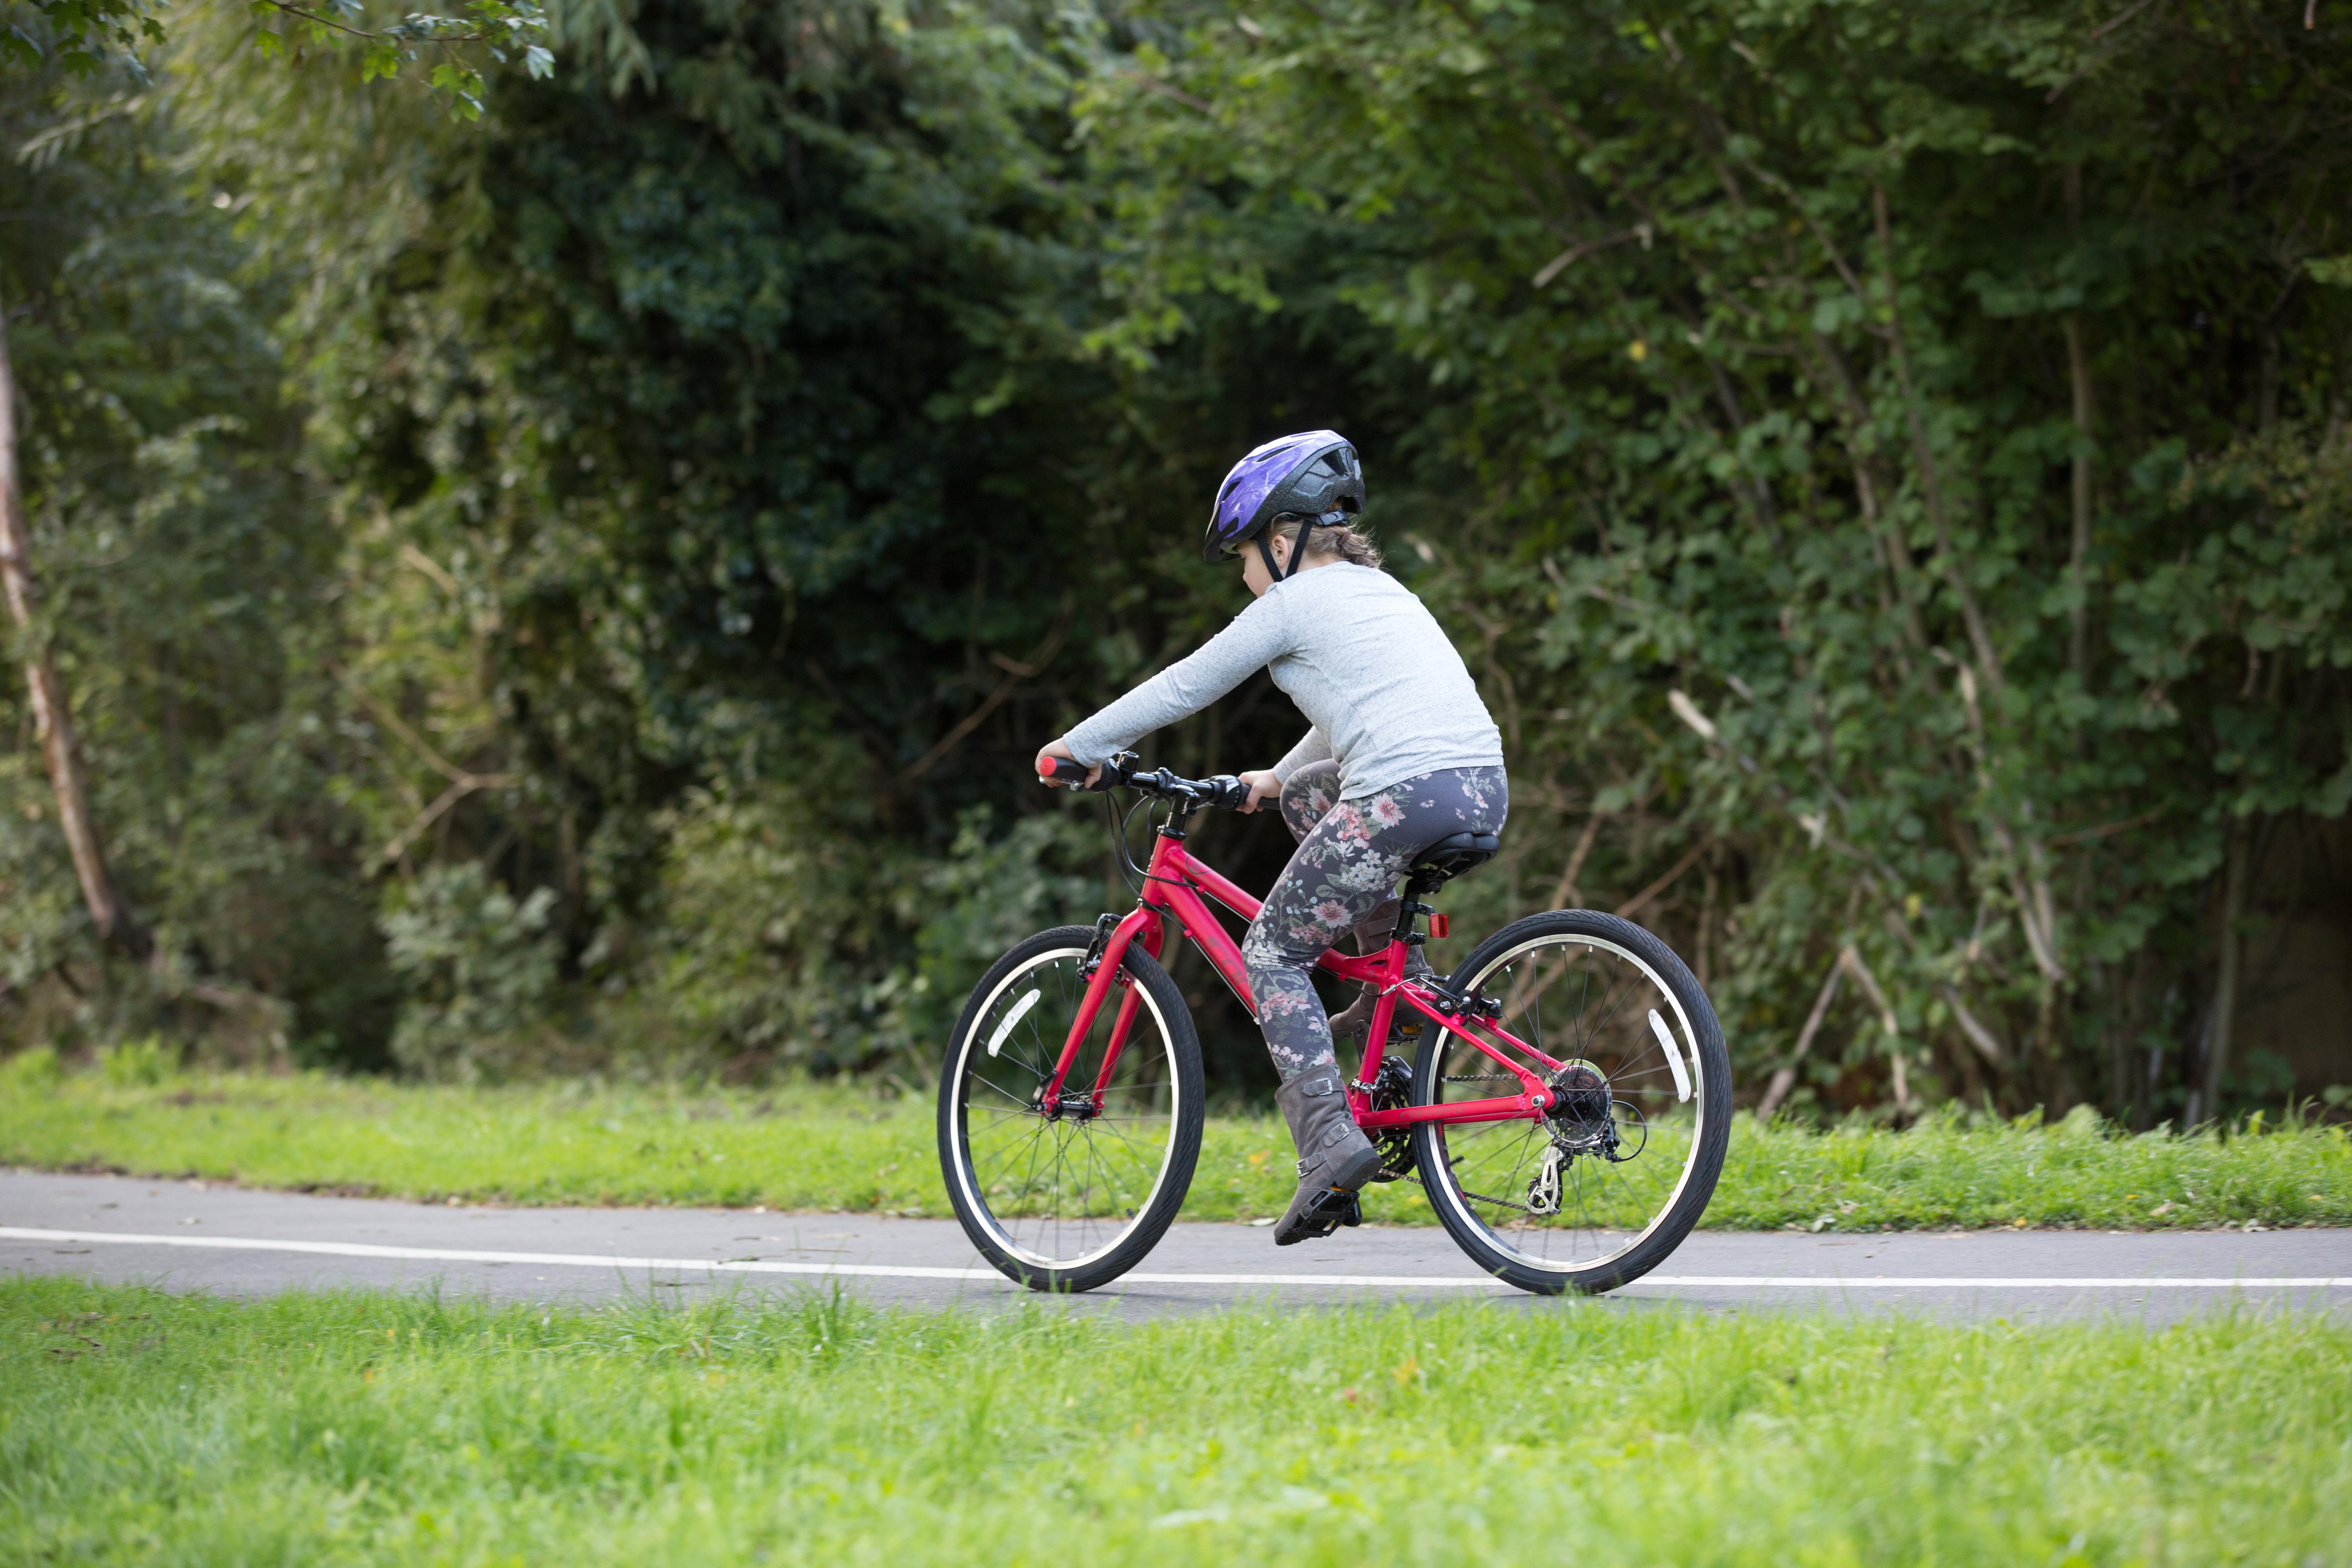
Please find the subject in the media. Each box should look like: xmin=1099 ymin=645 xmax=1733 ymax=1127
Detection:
xmin=1058 ymin=593 xmax=1290 ymax=767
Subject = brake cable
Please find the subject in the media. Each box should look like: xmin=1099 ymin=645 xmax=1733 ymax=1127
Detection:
xmin=1109 ymin=790 xmax=1153 ymax=895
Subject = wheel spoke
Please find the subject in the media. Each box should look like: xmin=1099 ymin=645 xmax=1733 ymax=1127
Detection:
xmin=949 ymin=945 xmax=1187 ymax=1268
xmin=1425 ymin=928 xmax=1718 ymax=1277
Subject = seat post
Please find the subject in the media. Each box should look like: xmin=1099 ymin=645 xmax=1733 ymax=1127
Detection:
xmin=1391 ymin=830 xmax=1498 ymax=944
xmin=1390 ymin=867 xmax=1443 ymax=943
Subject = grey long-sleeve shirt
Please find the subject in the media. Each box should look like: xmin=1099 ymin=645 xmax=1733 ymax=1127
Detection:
xmin=1060 ymin=562 xmax=1504 ymax=800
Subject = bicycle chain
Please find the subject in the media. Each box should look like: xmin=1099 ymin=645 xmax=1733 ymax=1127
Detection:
xmin=1451 ymin=1180 xmax=1544 ymax=1216
xmin=1412 ymin=1075 xmax=1548 ymax=1210
xmin=1393 ymin=1165 xmax=1546 ymax=1216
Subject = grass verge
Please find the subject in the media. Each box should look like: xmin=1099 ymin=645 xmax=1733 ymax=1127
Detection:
xmin=3 ymin=1052 xmax=2348 ymax=1229
xmin=4 ymin=1277 xmax=2348 ymax=1565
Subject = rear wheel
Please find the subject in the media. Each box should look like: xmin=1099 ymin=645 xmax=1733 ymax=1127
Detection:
xmin=938 ymin=925 xmax=1203 ymax=1292
xmin=1412 ymin=909 xmax=1729 ymax=1294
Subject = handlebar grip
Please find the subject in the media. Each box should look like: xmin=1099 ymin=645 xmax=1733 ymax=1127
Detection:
xmin=1037 ymin=754 xmax=1091 ymax=784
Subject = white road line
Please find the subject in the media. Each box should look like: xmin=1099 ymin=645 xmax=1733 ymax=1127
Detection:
xmin=3 ymin=1227 xmax=1004 ymax=1283
xmin=5 ymin=1227 xmax=2348 ymax=1290
xmin=1636 ymin=1276 xmax=2351 ymax=1288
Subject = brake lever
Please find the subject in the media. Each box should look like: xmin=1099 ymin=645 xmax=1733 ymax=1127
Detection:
xmin=1086 ymin=751 xmax=1141 ymax=793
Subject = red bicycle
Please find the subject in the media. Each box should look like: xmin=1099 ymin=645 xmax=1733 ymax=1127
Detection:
xmin=935 ymin=754 xmax=1730 ymax=1295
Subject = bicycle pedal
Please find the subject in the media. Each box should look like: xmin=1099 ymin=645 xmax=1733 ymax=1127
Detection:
xmin=1307 ymin=1187 xmax=1362 ymax=1232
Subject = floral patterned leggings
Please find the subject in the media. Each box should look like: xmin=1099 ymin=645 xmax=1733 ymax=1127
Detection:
xmin=1240 ymin=761 xmax=1508 ymax=1082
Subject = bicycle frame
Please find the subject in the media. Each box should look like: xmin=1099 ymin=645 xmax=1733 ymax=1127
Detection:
xmin=1040 ymin=822 xmax=1567 ymax=1128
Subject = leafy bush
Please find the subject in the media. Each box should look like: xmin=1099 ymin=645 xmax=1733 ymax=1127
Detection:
xmin=653 ymin=786 xmax=1105 ymax=1076
xmin=4 ymin=0 xmax=2345 ymax=1116
xmin=96 ymin=1036 xmax=176 ymax=1088
xmin=380 ymin=864 xmax=561 ymax=1079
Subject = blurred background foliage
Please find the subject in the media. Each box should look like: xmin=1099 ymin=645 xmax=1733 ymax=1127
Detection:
xmin=0 ymin=0 xmax=2346 ymax=1119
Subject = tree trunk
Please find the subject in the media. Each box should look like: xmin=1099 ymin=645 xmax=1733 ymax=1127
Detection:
xmin=2198 ymin=816 xmax=2256 ymax=1123
xmin=2062 ymin=164 xmax=2095 ymax=679
xmin=2063 ymin=314 xmax=2095 ymax=677
xmin=0 ymin=285 xmax=148 ymax=960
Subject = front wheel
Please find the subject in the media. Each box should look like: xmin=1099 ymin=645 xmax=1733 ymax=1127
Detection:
xmin=938 ymin=925 xmax=1203 ymax=1292
xmin=1412 ymin=909 xmax=1730 ymax=1295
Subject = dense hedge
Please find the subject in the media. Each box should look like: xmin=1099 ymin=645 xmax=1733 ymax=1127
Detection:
xmin=1 ymin=0 xmax=2344 ymax=1117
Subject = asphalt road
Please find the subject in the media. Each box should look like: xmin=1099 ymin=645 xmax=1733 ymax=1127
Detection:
xmin=6 ymin=1168 xmax=2347 ymax=1323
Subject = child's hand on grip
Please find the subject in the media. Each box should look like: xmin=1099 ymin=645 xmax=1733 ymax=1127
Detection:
xmin=1036 ymin=739 xmax=1102 ymax=790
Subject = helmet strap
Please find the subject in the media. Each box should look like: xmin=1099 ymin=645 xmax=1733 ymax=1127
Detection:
xmin=1280 ymin=516 xmax=1313 ymax=581
xmin=1254 ymin=532 xmax=1284 ymax=582
xmin=1278 ymin=510 xmax=1350 ymax=581
xmin=1253 ymin=510 xmax=1350 ymax=583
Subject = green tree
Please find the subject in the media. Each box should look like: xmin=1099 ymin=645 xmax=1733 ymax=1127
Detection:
xmin=11 ymin=0 xmax=550 ymax=115
xmin=0 ymin=54 xmax=408 ymax=1060
xmin=0 ymin=0 xmax=550 ymax=1044
xmin=1079 ymin=0 xmax=2352 ymax=1119
xmin=162 ymin=0 xmax=1155 ymax=1070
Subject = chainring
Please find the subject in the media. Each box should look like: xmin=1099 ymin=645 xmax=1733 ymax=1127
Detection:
xmin=1365 ymin=1052 xmax=1416 ymax=1181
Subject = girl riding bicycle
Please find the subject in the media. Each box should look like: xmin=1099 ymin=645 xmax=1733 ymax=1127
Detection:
xmin=1040 ymin=431 xmax=1507 ymax=1245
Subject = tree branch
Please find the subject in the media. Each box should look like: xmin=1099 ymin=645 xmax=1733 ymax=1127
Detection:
xmin=375 ymin=772 xmax=516 ymax=870
xmin=258 ymin=0 xmax=513 ymax=46
xmin=901 ymin=606 xmax=1070 ymax=783
xmin=0 ymin=280 xmax=146 ymax=959
xmin=1755 ymin=951 xmax=1847 ymax=1118
xmin=1545 ymin=812 xmax=1607 ymax=909
xmin=1612 ymin=837 xmax=1711 ymax=922
xmin=330 ymin=659 xmax=477 ymax=786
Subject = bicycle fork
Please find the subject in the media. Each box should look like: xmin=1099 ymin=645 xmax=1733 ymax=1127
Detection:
xmin=1040 ymin=906 xmax=1161 ymax=1118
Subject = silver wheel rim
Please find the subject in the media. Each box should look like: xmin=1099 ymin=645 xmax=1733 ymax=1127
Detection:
xmin=947 ymin=947 xmax=1183 ymax=1270
xmin=1428 ymin=933 xmax=1709 ymax=1276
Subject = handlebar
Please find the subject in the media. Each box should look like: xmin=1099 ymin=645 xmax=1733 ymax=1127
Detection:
xmin=1034 ymin=751 xmax=1252 ymax=812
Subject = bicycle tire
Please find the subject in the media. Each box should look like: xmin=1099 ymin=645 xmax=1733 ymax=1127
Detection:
xmin=938 ymin=925 xmax=1204 ymax=1293
xmin=1411 ymin=909 xmax=1731 ymax=1295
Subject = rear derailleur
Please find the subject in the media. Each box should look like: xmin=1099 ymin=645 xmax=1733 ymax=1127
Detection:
xmin=1523 ymin=1059 xmax=1649 ymax=1214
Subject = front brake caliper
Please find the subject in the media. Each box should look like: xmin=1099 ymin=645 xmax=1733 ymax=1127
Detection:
xmin=1079 ymin=912 xmax=1120 ymax=980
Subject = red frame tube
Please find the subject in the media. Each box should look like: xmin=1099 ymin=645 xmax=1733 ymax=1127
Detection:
xmin=1042 ymin=826 xmax=1562 ymax=1129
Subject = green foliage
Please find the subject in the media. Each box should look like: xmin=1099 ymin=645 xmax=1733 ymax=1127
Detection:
xmin=0 ymin=49 xmax=405 ymax=1067
xmin=4 ymin=0 xmax=2347 ymax=1115
xmin=94 ymin=1034 xmax=174 ymax=1085
xmin=7 ymin=1280 xmax=2352 ymax=1562
xmin=9 ymin=0 xmax=550 ymax=117
xmin=1079 ymin=0 xmax=2352 ymax=1116
xmin=142 ymin=0 xmax=1226 ymax=1079
xmin=7 ymin=0 xmax=162 ymax=75
xmin=380 ymin=862 xmax=561 ymax=1076
xmin=0 ymin=1045 xmax=62 ymax=1089
xmin=654 ymin=786 xmax=1104 ymax=1072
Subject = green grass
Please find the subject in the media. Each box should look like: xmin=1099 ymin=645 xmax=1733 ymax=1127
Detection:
xmin=4 ymin=1278 xmax=2348 ymax=1565
xmin=4 ymin=1050 xmax=2348 ymax=1230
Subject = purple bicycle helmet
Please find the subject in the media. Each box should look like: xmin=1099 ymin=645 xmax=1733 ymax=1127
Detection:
xmin=1201 ymin=430 xmax=1364 ymax=580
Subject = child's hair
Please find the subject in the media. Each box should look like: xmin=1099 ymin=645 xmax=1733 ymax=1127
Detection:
xmin=1285 ymin=518 xmax=1384 ymax=569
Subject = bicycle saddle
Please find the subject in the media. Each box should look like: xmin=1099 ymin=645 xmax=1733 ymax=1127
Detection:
xmin=1410 ymin=830 xmax=1500 ymax=884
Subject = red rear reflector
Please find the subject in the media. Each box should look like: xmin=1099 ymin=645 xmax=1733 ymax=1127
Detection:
xmin=1428 ymin=913 xmax=1450 ymax=939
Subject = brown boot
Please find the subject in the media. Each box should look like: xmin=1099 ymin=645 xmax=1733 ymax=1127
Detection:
xmin=1272 ymin=1068 xmax=1383 ymax=1245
